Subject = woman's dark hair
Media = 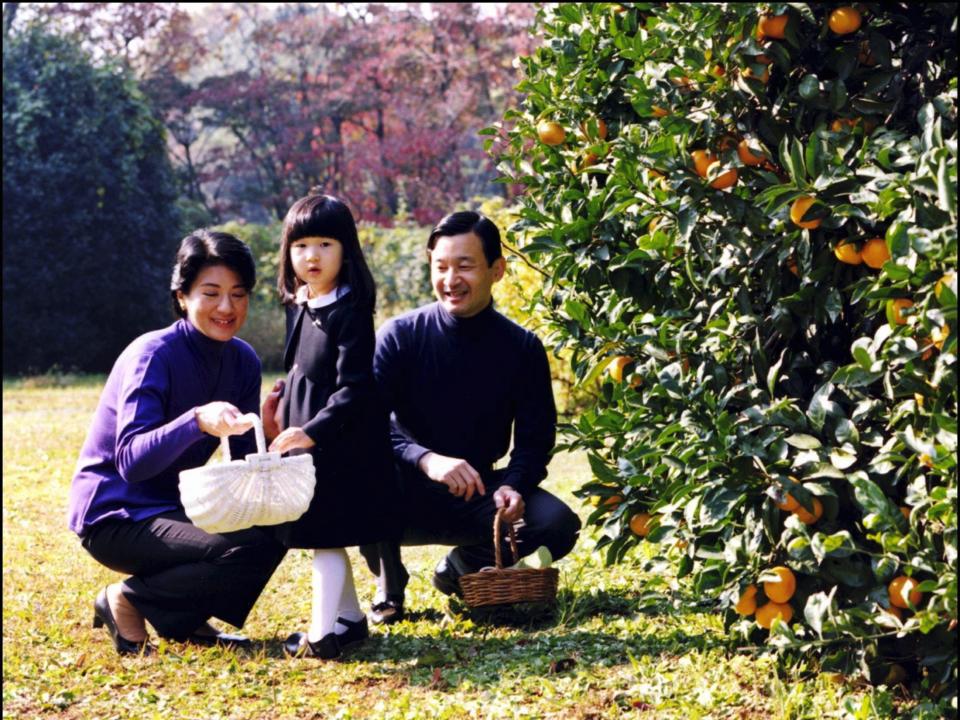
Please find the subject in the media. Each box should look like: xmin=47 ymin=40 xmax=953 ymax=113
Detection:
xmin=170 ymin=230 xmax=256 ymax=318
xmin=277 ymin=194 xmax=376 ymax=310
xmin=427 ymin=211 xmax=502 ymax=266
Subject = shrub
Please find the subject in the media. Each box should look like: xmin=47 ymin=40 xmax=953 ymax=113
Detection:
xmin=493 ymin=2 xmax=957 ymax=701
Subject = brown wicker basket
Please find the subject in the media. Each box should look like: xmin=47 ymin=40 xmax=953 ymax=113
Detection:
xmin=459 ymin=508 xmax=559 ymax=608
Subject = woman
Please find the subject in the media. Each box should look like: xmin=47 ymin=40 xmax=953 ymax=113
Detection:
xmin=67 ymin=230 xmax=286 ymax=655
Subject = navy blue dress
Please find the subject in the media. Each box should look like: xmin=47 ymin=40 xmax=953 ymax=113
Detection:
xmin=274 ymin=296 xmax=400 ymax=548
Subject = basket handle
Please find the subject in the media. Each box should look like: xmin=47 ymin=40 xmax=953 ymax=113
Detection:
xmin=219 ymin=413 xmax=267 ymax=461
xmin=492 ymin=507 xmax=521 ymax=569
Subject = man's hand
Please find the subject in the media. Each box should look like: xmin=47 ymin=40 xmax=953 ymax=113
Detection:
xmin=195 ymin=402 xmax=253 ymax=438
xmin=493 ymin=485 xmax=525 ymax=523
xmin=418 ymin=452 xmax=486 ymax=501
xmin=269 ymin=426 xmax=315 ymax=454
xmin=261 ymin=378 xmax=285 ymax=441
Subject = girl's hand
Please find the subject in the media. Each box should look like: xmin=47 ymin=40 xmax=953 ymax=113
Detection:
xmin=195 ymin=402 xmax=253 ymax=438
xmin=261 ymin=378 xmax=285 ymax=441
xmin=269 ymin=427 xmax=315 ymax=454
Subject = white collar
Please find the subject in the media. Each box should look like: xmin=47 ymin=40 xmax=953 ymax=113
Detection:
xmin=295 ymin=284 xmax=350 ymax=308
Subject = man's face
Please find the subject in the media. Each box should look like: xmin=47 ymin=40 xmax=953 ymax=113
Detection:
xmin=429 ymin=232 xmax=505 ymax=318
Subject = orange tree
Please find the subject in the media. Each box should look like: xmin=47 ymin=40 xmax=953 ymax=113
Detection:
xmin=490 ymin=2 xmax=957 ymax=698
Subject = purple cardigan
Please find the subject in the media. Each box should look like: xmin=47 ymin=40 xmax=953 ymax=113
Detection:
xmin=68 ymin=319 xmax=261 ymax=536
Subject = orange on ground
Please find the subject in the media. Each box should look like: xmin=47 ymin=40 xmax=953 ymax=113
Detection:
xmin=886 ymin=298 xmax=913 ymax=326
xmin=790 ymin=196 xmax=821 ymax=229
xmin=691 ymin=150 xmax=716 ymax=177
xmin=734 ymin=585 xmax=758 ymax=616
xmin=860 ymin=237 xmax=890 ymax=269
xmin=651 ymin=105 xmax=670 ymax=118
xmin=758 ymin=13 xmax=788 ymax=39
xmin=776 ymin=492 xmax=799 ymax=512
xmin=537 ymin=120 xmax=566 ymax=146
xmin=834 ymin=241 xmax=862 ymax=265
xmin=608 ymin=355 xmax=633 ymax=383
xmin=707 ymin=162 xmax=738 ymax=189
xmin=629 ymin=512 xmax=653 ymax=537
xmin=888 ymin=576 xmax=922 ymax=609
xmin=737 ymin=139 xmax=766 ymax=166
xmin=756 ymin=601 xmax=793 ymax=629
xmin=793 ymin=496 xmax=823 ymax=524
xmin=828 ymin=7 xmax=862 ymax=35
xmin=763 ymin=566 xmax=797 ymax=603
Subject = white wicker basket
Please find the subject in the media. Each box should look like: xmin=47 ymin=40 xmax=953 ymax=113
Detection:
xmin=179 ymin=413 xmax=315 ymax=534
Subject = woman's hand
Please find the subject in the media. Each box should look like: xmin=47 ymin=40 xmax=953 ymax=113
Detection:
xmin=261 ymin=378 xmax=285 ymax=441
xmin=194 ymin=402 xmax=254 ymax=438
xmin=269 ymin=427 xmax=315 ymax=454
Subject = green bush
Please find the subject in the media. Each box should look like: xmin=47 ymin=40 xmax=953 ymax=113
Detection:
xmin=493 ymin=1 xmax=957 ymax=702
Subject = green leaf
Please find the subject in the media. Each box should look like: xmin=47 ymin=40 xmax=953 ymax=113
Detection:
xmin=848 ymin=472 xmax=896 ymax=519
xmin=804 ymin=590 xmax=833 ymax=638
xmin=785 ymin=433 xmax=822 ymax=449
xmin=798 ymin=74 xmax=820 ymax=100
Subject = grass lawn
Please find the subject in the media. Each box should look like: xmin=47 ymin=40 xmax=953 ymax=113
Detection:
xmin=2 ymin=377 xmax=909 ymax=719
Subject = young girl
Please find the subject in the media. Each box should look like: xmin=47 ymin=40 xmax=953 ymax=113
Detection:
xmin=265 ymin=193 xmax=399 ymax=659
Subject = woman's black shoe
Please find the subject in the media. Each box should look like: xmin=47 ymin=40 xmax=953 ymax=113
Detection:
xmin=185 ymin=625 xmax=252 ymax=649
xmin=369 ymin=599 xmax=405 ymax=625
xmin=92 ymin=587 xmax=151 ymax=656
xmin=282 ymin=631 xmax=340 ymax=659
xmin=335 ymin=615 xmax=369 ymax=647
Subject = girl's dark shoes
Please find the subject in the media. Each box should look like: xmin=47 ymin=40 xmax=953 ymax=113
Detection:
xmin=93 ymin=587 xmax=151 ymax=656
xmin=283 ymin=631 xmax=340 ymax=659
xmin=283 ymin=616 xmax=368 ymax=659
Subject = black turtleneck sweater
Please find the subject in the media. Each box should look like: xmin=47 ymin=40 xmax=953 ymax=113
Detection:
xmin=373 ymin=301 xmax=556 ymax=495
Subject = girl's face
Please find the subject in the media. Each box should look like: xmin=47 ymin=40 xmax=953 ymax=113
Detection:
xmin=290 ymin=236 xmax=343 ymax=297
xmin=177 ymin=264 xmax=249 ymax=342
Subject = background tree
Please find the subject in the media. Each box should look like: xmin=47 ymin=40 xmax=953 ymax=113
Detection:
xmin=494 ymin=1 xmax=956 ymax=704
xmin=3 ymin=25 xmax=181 ymax=372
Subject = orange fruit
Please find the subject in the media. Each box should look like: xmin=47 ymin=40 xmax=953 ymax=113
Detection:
xmin=899 ymin=506 xmax=911 ymax=521
xmin=830 ymin=117 xmax=859 ymax=132
xmin=580 ymin=152 xmax=599 ymax=170
xmin=776 ymin=492 xmax=799 ymax=512
xmin=651 ymin=105 xmax=670 ymax=118
xmin=763 ymin=566 xmax=797 ymax=603
xmin=707 ymin=161 xmax=738 ymax=189
xmin=712 ymin=64 xmax=726 ymax=78
xmin=881 ymin=605 xmax=903 ymax=621
xmin=590 ymin=493 xmax=623 ymax=509
xmin=580 ymin=118 xmax=608 ymax=140
xmin=888 ymin=576 xmax=922 ymax=609
xmin=734 ymin=585 xmax=758 ymax=616
xmin=717 ymin=134 xmax=738 ymax=152
xmin=790 ymin=196 xmax=822 ymax=229
xmin=691 ymin=150 xmax=716 ymax=177
xmin=608 ymin=355 xmax=634 ymax=383
xmin=737 ymin=139 xmax=766 ymax=166
xmin=787 ymin=256 xmax=800 ymax=277
xmin=743 ymin=64 xmax=770 ymax=84
xmin=756 ymin=601 xmax=793 ymax=629
xmin=860 ymin=238 xmax=890 ymax=268
xmin=834 ymin=241 xmax=862 ymax=265
xmin=886 ymin=298 xmax=913 ymax=326
xmin=537 ymin=120 xmax=566 ymax=146
xmin=828 ymin=7 xmax=862 ymax=35
xmin=758 ymin=13 xmax=788 ymax=40
xmin=793 ymin=496 xmax=823 ymax=524
xmin=629 ymin=512 xmax=653 ymax=537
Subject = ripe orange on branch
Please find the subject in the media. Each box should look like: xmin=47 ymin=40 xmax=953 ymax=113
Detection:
xmin=629 ymin=512 xmax=653 ymax=537
xmin=888 ymin=576 xmax=923 ymax=609
xmin=860 ymin=238 xmax=890 ymax=268
xmin=706 ymin=161 xmax=738 ymax=189
xmin=828 ymin=7 xmax=862 ymax=35
xmin=757 ymin=13 xmax=788 ymax=40
xmin=790 ymin=196 xmax=822 ymax=229
xmin=537 ymin=120 xmax=566 ymax=146
xmin=834 ymin=241 xmax=862 ymax=265
xmin=886 ymin=298 xmax=913 ymax=326
xmin=737 ymin=139 xmax=766 ymax=166
xmin=763 ymin=566 xmax=797 ymax=603
xmin=793 ymin=496 xmax=823 ymax=524
xmin=734 ymin=585 xmax=758 ymax=616
xmin=756 ymin=601 xmax=793 ymax=629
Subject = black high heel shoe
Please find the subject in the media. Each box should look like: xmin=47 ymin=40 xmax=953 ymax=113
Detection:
xmin=92 ymin=587 xmax=151 ymax=656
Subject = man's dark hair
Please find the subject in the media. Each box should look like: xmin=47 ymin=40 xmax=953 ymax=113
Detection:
xmin=427 ymin=211 xmax=502 ymax=266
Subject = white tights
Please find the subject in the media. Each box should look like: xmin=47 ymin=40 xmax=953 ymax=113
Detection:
xmin=308 ymin=548 xmax=364 ymax=643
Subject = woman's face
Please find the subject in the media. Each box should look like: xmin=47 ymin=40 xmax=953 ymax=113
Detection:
xmin=177 ymin=264 xmax=249 ymax=342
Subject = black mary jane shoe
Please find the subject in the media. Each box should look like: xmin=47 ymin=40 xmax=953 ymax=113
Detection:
xmin=335 ymin=615 xmax=369 ymax=647
xmin=282 ymin=631 xmax=341 ymax=660
xmin=92 ymin=587 xmax=151 ymax=656
xmin=369 ymin=599 xmax=405 ymax=625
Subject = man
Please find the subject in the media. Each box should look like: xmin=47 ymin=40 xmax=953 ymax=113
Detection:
xmin=360 ymin=211 xmax=581 ymax=623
